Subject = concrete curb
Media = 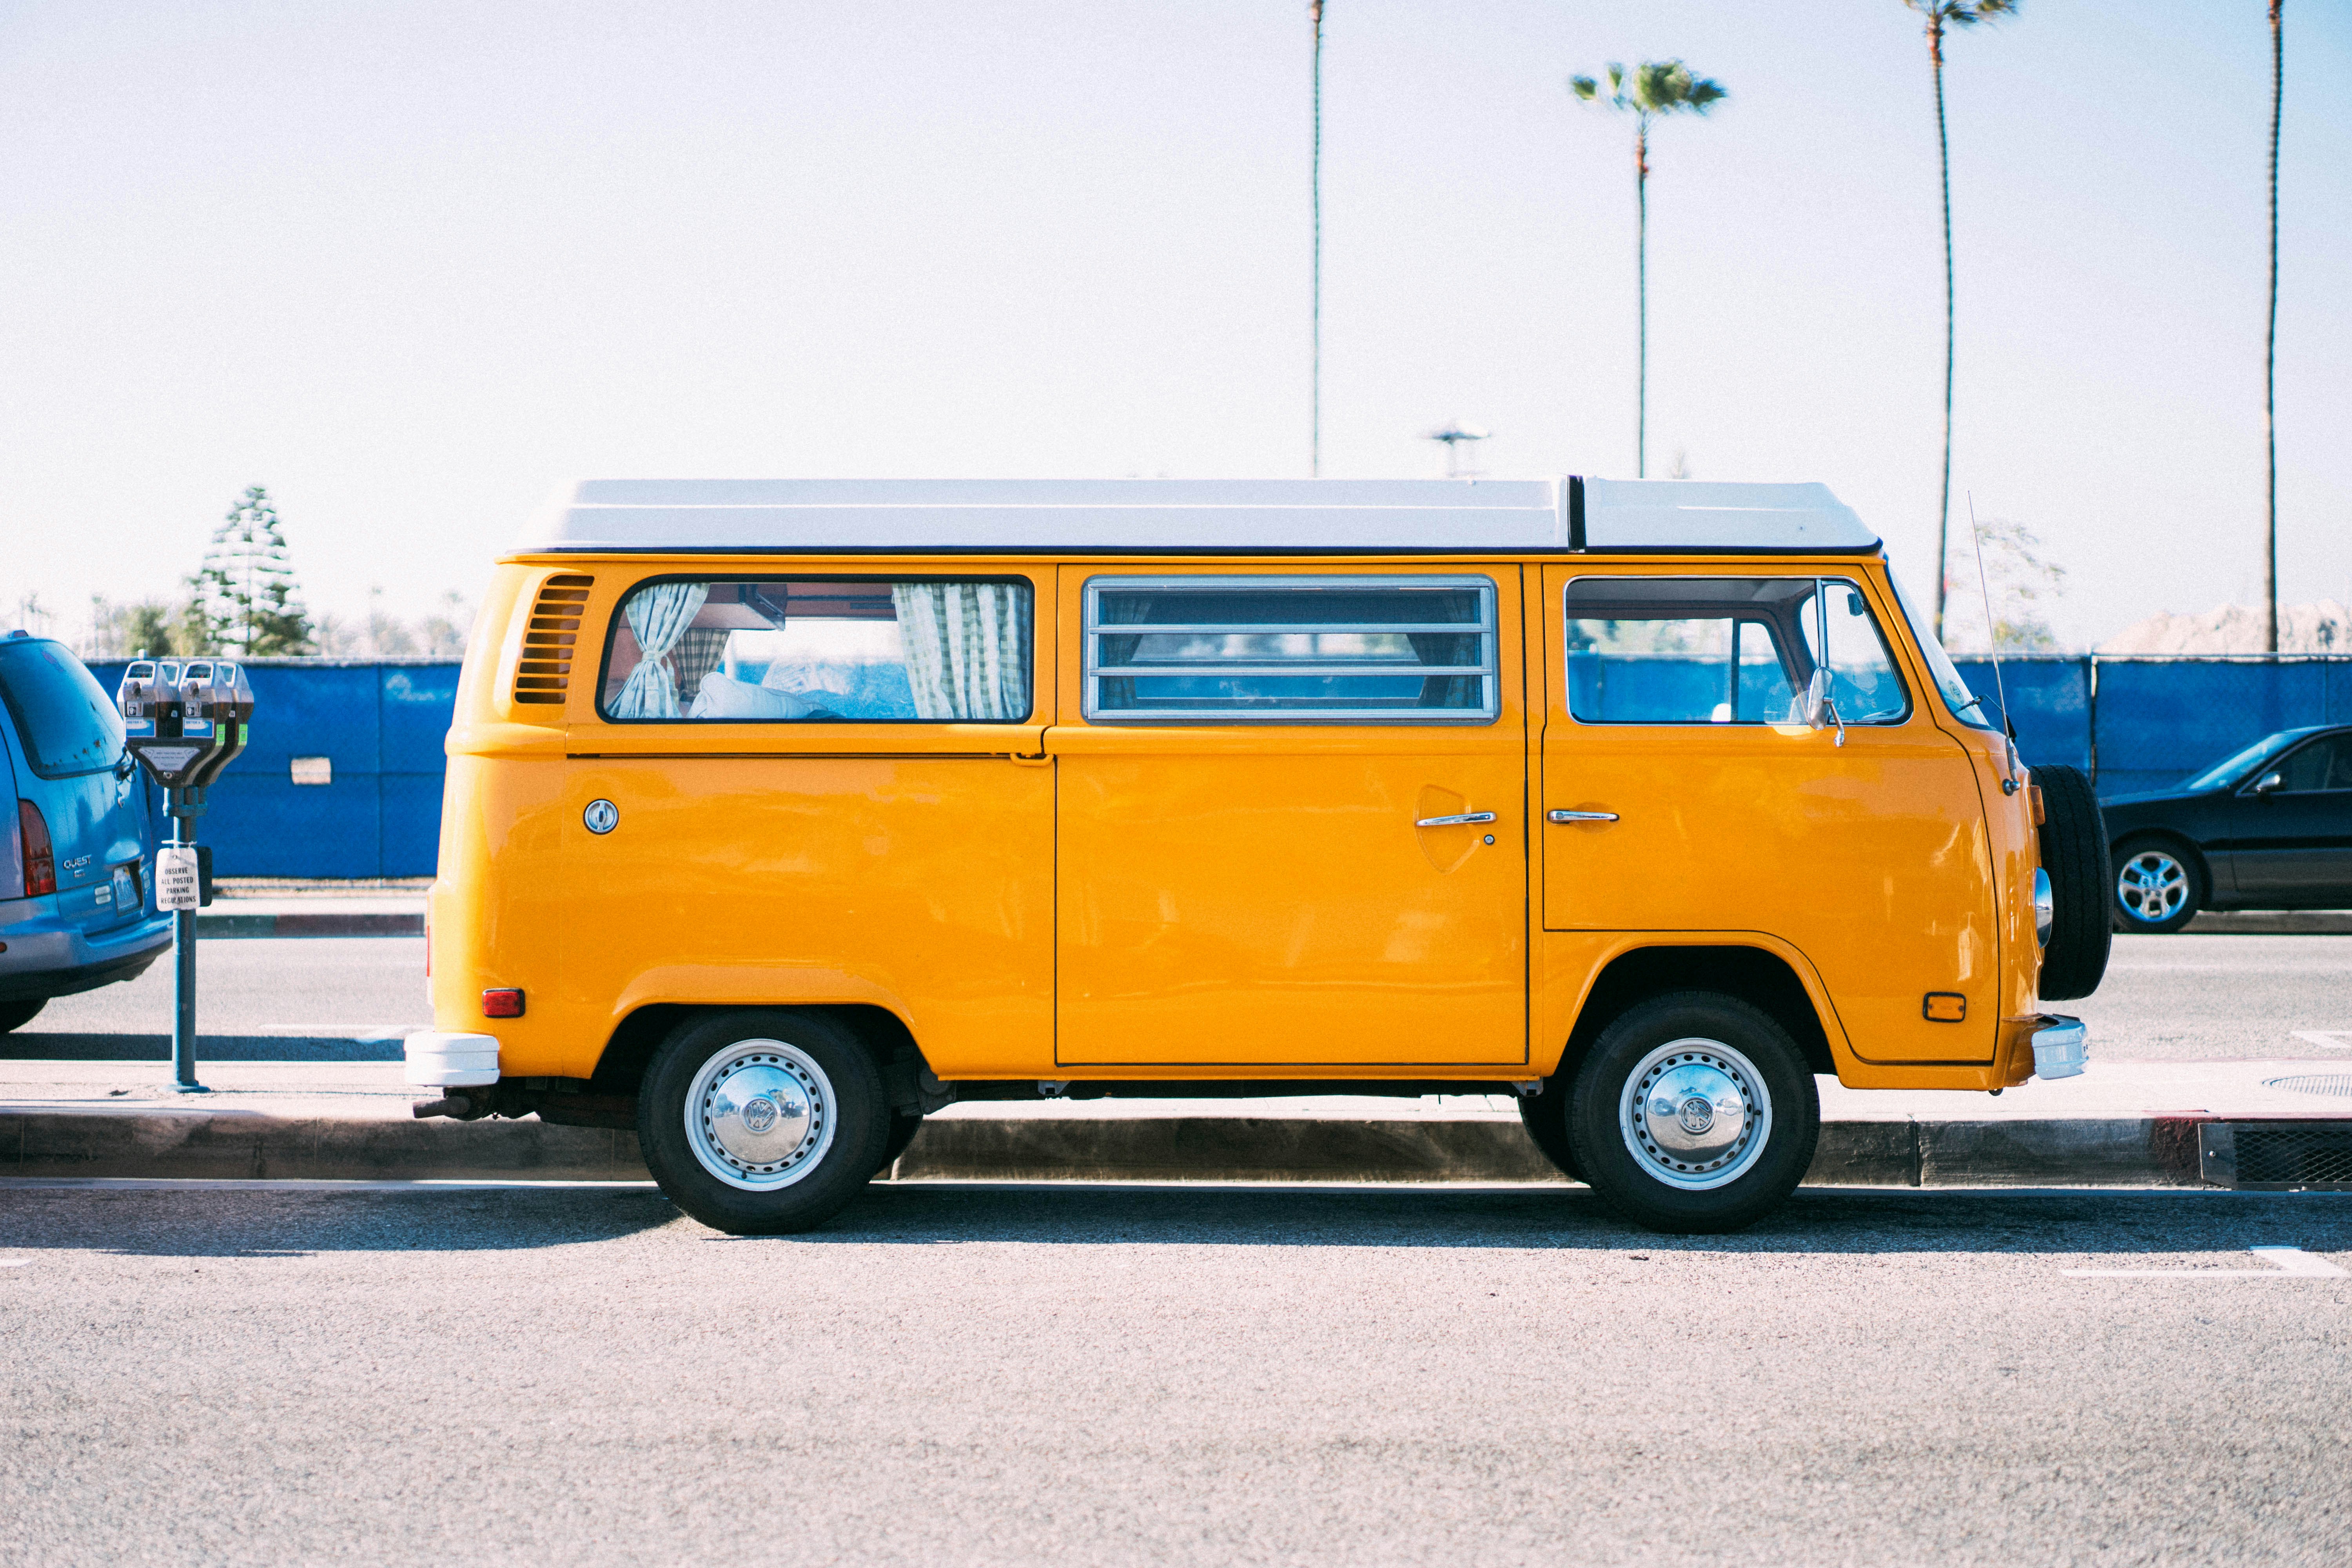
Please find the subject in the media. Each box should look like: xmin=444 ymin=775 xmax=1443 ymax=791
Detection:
xmin=2182 ymin=910 xmax=2352 ymax=935
xmin=0 ymin=1108 xmax=2223 ymax=1187
xmin=193 ymin=911 xmax=423 ymax=938
xmin=3 ymin=1109 xmax=644 ymax=1181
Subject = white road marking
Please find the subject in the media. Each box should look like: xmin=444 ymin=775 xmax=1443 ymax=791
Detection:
xmin=0 ymin=1259 xmax=29 ymax=1268
xmin=2067 ymin=1246 xmax=2350 ymax=1279
xmin=2291 ymin=1030 xmax=2352 ymax=1051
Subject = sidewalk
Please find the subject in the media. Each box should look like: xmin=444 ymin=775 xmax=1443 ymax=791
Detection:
xmin=196 ymin=894 xmax=425 ymax=938
xmin=4 ymin=1057 xmax=2347 ymax=1189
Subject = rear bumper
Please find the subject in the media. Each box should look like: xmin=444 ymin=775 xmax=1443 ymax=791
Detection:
xmin=405 ymin=1031 xmax=501 ymax=1087
xmin=2032 ymin=1014 xmax=2089 ymax=1080
xmin=0 ymin=898 xmax=172 ymax=1002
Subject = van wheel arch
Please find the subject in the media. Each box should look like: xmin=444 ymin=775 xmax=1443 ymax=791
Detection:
xmin=592 ymin=1002 xmax=934 ymax=1111
xmin=1552 ymin=946 xmax=1836 ymax=1088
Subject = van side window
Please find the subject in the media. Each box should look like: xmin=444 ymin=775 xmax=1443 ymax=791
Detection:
xmin=1084 ymin=575 xmax=1498 ymax=723
xmin=1564 ymin=576 xmax=1908 ymax=725
xmin=597 ymin=579 xmax=1032 ymax=722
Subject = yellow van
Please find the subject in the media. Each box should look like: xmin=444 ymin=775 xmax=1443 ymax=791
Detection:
xmin=410 ymin=478 xmax=2111 ymax=1234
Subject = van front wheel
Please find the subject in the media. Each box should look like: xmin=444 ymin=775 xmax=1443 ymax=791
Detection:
xmin=638 ymin=1009 xmax=890 ymax=1235
xmin=1568 ymin=992 xmax=1819 ymax=1235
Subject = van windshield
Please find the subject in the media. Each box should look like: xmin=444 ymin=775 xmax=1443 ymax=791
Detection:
xmin=0 ymin=639 xmax=126 ymax=778
xmin=1887 ymin=573 xmax=1998 ymax=731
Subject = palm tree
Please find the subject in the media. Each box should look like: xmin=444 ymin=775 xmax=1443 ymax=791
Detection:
xmin=1902 ymin=0 xmax=2018 ymax=639
xmin=1309 ymin=0 xmax=1326 ymax=478
xmin=2265 ymin=0 xmax=2284 ymax=653
xmin=1571 ymin=61 xmax=1727 ymax=479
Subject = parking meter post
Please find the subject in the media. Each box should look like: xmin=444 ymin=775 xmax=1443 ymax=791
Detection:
xmin=121 ymin=663 xmax=247 ymax=1096
xmin=167 ymin=786 xmax=207 ymax=1095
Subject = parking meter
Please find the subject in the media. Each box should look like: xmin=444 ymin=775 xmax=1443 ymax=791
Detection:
xmin=118 ymin=658 xmax=252 ymax=789
xmin=116 ymin=659 xmax=256 ymax=1093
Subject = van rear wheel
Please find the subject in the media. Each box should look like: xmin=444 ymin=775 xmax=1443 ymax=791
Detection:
xmin=638 ymin=1009 xmax=889 ymax=1235
xmin=1569 ymin=992 xmax=1819 ymax=1235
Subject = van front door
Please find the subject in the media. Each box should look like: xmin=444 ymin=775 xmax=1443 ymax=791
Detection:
xmin=1538 ymin=566 xmax=2000 ymax=1064
xmin=1053 ymin=567 xmax=1529 ymax=1067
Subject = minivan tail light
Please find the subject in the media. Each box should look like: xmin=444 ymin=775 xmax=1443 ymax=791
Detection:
xmin=17 ymin=801 xmax=54 ymax=897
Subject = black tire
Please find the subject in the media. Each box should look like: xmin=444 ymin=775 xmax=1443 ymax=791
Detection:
xmin=1568 ymin=992 xmax=1819 ymax=1235
xmin=2109 ymin=833 xmax=2204 ymax=939
xmin=2034 ymin=765 xmax=2115 ymax=996
xmin=873 ymin=1110 xmax=925 ymax=1178
xmin=0 ymin=998 xmax=45 ymax=1034
xmin=637 ymin=1009 xmax=890 ymax=1235
xmin=1516 ymin=1088 xmax=1583 ymax=1182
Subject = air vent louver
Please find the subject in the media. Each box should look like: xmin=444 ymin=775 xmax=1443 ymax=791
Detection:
xmin=513 ymin=574 xmax=593 ymax=706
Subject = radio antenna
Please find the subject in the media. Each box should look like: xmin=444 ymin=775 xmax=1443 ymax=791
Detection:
xmin=1968 ymin=492 xmax=2020 ymax=782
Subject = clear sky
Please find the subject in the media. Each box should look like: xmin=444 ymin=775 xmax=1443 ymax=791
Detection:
xmin=2 ymin=0 xmax=2343 ymax=648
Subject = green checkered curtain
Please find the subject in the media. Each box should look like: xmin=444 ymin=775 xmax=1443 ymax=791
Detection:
xmin=889 ymin=583 xmax=1031 ymax=720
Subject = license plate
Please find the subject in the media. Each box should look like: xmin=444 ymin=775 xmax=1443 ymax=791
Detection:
xmin=111 ymin=863 xmax=139 ymax=915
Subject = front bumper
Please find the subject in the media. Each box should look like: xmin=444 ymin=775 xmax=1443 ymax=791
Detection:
xmin=2031 ymin=1014 xmax=2089 ymax=1080
xmin=405 ymin=1031 xmax=501 ymax=1087
xmin=0 ymin=897 xmax=173 ymax=1002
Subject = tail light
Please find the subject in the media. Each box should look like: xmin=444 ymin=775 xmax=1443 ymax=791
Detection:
xmin=18 ymin=801 xmax=54 ymax=897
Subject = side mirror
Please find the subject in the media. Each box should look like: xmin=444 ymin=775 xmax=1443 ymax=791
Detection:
xmin=1800 ymin=669 xmax=1831 ymax=728
xmin=1795 ymin=669 xmax=1845 ymax=747
xmin=2252 ymin=771 xmax=2284 ymax=796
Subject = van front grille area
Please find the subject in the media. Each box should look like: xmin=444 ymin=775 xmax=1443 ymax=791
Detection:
xmin=514 ymin=574 xmax=593 ymax=706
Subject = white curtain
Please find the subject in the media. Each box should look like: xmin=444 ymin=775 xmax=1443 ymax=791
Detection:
xmin=611 ymin=582 xmax=709 ymax=718
xmin=891 ymin=583 xmax=1030 ymax=720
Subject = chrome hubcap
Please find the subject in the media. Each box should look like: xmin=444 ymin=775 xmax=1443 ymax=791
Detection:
xmin=2116 ymin=851 xmax=2187 ymax=925
xmin=1619 ymin=1038 xmax=1772 ymax=1191
xmin=684 ymin=1040 xmax=834 ymax=1191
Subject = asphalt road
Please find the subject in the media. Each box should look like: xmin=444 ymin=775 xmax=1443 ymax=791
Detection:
xmin=2075 ymin=935 xmax=2352 ymax=1061
xmin=7 ymin=932 xmax=2348 ymax=1064
xmin=3 ymin=1182 xmax=2348 ymax=1567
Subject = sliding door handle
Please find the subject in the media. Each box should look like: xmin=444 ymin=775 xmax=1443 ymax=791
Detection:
xmin=1547 ymin=809 xmax=1619 ymax=824
xmin=1414 ymin=810 xmax=1497 ymax=828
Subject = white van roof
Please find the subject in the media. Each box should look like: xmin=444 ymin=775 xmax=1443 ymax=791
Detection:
xmin=518 ymin=477 xmax=1878 ymax=555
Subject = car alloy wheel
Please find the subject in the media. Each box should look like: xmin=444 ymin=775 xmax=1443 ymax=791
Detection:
xmin=2115 ymin=849 xmax=2190 ymax=927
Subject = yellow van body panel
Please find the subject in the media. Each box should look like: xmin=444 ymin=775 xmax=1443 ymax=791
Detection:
xmin=1051 ymin=561 xmax=1529 ymax=1067
xmin=431 ymin=549 xmax=2046 ymax=1094
xmin=1536 ymin=561 xmax=2002 ymax=1067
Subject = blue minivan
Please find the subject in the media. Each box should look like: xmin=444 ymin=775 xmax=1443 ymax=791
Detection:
xmin=0 ymin=631 xmax=172 ymax=1033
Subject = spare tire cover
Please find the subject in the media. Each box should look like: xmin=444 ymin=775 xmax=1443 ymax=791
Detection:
xmin=2034 ymin=764 xmax=2111 ymax=1001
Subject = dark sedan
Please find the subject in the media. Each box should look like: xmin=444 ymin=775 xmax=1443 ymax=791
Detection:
xmin=2103 ymin=724 xmax=2352 ymax=932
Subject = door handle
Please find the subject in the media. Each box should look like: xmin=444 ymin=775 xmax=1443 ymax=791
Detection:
xmin=1547 ymin=809 xmax=1619 ymax=824
xmin=1414 ymin=811 xmax=1497 ymax=828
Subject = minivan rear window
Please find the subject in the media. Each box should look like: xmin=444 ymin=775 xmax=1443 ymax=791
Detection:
xmin=0 ymin=639 xmax=125 ymax=779
xmin=598 ymin=578 xmax=1033 ymax=722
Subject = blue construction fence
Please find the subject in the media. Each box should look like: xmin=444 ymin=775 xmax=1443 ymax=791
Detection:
xmin=1949 ymin=656 xmax=2352 ymax=798
xmin=87 ymin=659 xmax=459 ymax=880
xmin=80 ymin=655 xmax=2352 ymax=877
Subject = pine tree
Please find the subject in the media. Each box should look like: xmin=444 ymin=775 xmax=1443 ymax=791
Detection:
xmin=188 ymin=485 xmax=313 ymax=656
